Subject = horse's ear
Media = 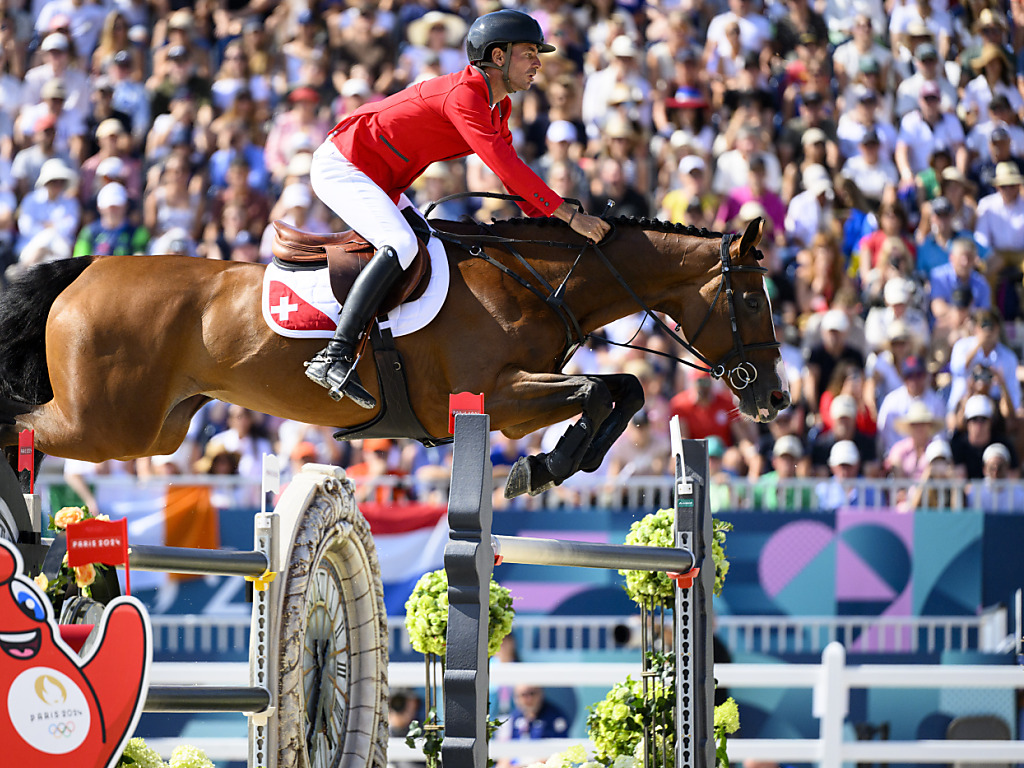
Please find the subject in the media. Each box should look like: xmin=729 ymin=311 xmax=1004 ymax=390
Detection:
xmin=734 ymin=217 xmax=765 ymax=258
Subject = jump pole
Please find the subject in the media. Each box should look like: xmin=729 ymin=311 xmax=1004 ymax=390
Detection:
xmin=442 ymin=399 xmax=714 ymax=768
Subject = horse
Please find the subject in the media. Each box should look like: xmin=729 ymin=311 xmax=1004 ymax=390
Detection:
xmin=0 ymin=214 xmax=789 ymax=498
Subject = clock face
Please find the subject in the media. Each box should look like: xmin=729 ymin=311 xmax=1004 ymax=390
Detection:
xmin=304 ymin=554 xmax=351 ymax=768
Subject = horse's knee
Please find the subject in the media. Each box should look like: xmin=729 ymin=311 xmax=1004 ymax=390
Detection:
xmin=580 ymin=379 xmax=614 ymax=423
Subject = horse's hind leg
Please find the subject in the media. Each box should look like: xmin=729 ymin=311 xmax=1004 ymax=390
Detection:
xmin=577 ymin=374 xmax=645 ymax=474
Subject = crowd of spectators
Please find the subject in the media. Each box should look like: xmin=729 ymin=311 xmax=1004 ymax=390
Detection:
xmin=4 ymin=0 xmax=1024 ymax=511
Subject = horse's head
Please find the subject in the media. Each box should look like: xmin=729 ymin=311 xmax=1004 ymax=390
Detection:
xmin=661 ymin=218 xmax=790 ymax=423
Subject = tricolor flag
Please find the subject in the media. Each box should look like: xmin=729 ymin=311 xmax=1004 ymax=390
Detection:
xmin=359 ymin=501 xmax=449 ymax=615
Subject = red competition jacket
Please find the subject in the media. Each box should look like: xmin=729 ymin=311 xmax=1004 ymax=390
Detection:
xmin=330 ymin=65 xmax=563 ymax=218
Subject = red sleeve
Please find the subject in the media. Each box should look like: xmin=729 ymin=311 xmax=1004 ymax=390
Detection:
xmin=444 ymin=86 xmax=564 ymax=218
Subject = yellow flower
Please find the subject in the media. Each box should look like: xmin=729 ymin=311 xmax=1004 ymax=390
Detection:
xmin=93 ymin=513 xmax=110 ymax=522
xmin=74 ymin=563 xmax=96 ymax=589
xmin=34 ymin=573 xmax=49 ymax=591
xmin=53 ymin=506 xmax=85 ymax=530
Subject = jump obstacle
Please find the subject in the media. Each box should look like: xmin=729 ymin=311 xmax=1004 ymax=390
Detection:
xmin=5 ymin=402 xmax=715 ymax=768
xmin=441 ymin=407 xmax=715 ymax=768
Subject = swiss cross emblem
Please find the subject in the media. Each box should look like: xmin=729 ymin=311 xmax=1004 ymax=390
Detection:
xmin=267 ymin=281 xmax=335 ymax=331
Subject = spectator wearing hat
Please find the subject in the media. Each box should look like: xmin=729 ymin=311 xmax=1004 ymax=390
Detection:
xmin=915 ymin=195 xmax=986 ymax=275
xmin=975 ymin=163 xmax=1024 ymax=290
xmin=532 ymin=120 xmax=586 ymax=200
xmin=838 ymin=55 xmax=894 ymax=125
xmin=815 ymin=440 xmax=880 ymax=509
xmin=839 ymin=129 xmax=898 ymax=207
xmin=91 ymin=11 xmax=141 ymax=79
xmin=669 ymin=368 xmax=757 ymax=450
xmin=73 ymin=181 xmax=147 ymax=256
xmin=753 ymin=434 xmax=813 ymax=510
xmin=833 ymin=16 xmax=892 ymax=92
xmin=935 ymin=167 xmax=978 ymax=234
xmin=402 ymin=10 xmax=468 ymax=82
xmin=22 ymin=33 xmax=89 ymax=119
xmin=822 ymin=0 xmax=885 ymax=43
xmin=332 ymin=78 xmax=373 ymax=124
xmin=105 ymin=48 xmax=149 ymax=145
xmin=969 ymin=125 xmax=1024 ymax=199
xmin=948 ymin=360 xmax=1017 ymax=438
xmin=929 ymin=237 xmax=991 ymax=332
xmin=204 ymin=405 xmax=276 ymax=501
xmin=819 ymin=359 xmax=876 ymax=437
xmin=965 ymin=96 xmax=1024 ymax=165
xmin=968 ymin=442 xmax=1024 ymax=511
xmin=16 ymin=156 xmax=79 ymax=251
xmin=778 ymin=89 xmax=840 ymax=173
xmin=865 ymin=277 xmax=930 ymax=352
xmin=582 ymin=35 xmax=652 ymax=136
xmin=811 ymin=392 xmax=878 ymax=472
xmin=804 ymin=308 xmax=866 ymax=413
xmin=874 ymin=353 xmax=946 ymax=453
xmin=78 ymin=118 xmax=141 ymax=210
xmin=782 ymin=127 xmax=837 ymax=205
xmin=265 ymin=85 xmax=330 ymax=185
xmin=658 ymin=155 xmax=715 ymax=226
xmin=785 ymin=164 xmax=835 ymax=250
xmin=887 ymin=400 xmax=946 ymax=479
xmin=9 ymin=110 xmax=70 ymax=199
xmin=866 ymin=318 xmax=919 ymax=405
xmin=894 ymin=81 xmax=965 ymax=190
xmin=950 ymin=394 xmax=1018 ymax=478
xmin=836 ymin=85 xmax=898 ymax=161
xmin=35 ymin=0 xmax=107 ymax=61
xmin=947 ymin=309 xmax=1021 ymax=413
xmin=259 ymin=183 xmax=329 ymax=262
xmin=900 ymin=438 xmax=960 ymax=511
xmin=962 ymin=43 xmax=1022 ymax=129
xmin=893 ymin=43 xmax=957 ymax=120
xmin=19 ymin=76 xmax=86 ymax=162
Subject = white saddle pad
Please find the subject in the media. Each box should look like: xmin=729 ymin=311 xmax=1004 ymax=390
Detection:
xmin=261 ymin=230 xmax=450 ymax=339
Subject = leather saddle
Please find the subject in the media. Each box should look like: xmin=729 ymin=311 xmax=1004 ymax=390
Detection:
xmin=270 ymin=208 xmax=432 ymax=313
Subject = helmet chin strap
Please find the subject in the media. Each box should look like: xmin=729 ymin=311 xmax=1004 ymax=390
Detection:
xmin=480 ymin=43 xmax=518 ymax=95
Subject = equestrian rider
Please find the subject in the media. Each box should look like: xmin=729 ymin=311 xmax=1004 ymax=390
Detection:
xmin=306 ymin=9 xmax=612 ymax=406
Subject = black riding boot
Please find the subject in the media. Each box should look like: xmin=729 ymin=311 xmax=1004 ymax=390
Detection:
xmin=305 ymin=246 xmax=403 ymax=407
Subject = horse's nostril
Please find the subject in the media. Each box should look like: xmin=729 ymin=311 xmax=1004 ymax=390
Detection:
xmin=770 ymin=390 xmax=790 ymax=411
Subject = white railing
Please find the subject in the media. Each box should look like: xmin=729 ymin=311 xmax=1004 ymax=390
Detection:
xmin=36 ymin=469 xmax=1024 ymax=512
xmin=146 ymin=613 xmax=1006 ymax=656
xmin=151 ymin=649 xmax=1024 ymax=765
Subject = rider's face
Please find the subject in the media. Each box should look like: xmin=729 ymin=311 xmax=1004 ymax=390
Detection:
xmin=504 ymin=43 xmax=542 ymax=92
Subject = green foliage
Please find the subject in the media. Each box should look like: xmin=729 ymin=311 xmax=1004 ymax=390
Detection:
xmin=404 ymin=568 xmax=514 ymax=657
xmin=619 ymin=509 xmax=732 ymax=605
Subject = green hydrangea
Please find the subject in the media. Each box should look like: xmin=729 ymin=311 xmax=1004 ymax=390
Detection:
xmin=619 ymin=510 xmax=732 ymax=605
xmin=118 ymin=737 xmax=166 ymax=768
xmin=168 ymin=745 xmax=216 ymax=768
xmin=404 ymin=569 xmax=514 ymax=657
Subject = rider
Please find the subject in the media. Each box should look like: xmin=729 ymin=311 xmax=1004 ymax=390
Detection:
xmin=306 ymin=9 xmax=612 ymax=406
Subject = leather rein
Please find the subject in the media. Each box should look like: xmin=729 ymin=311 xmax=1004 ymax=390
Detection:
xmin=424 ymin=194 xmax=780 ymax=389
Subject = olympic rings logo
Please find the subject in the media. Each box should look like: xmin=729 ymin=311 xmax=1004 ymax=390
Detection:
xmin=728 ymin=362 xmax=758 ymax=390
xmin=48 ymin=721 xmax=76 ymax=737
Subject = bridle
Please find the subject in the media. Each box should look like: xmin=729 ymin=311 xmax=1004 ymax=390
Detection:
xmin=424 ymin=195 xmax=780 ymax=390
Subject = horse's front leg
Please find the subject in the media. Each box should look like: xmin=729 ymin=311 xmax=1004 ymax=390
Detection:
xmin=577 ymin=373 xmax=645 ymax=474
xmin=488 ymin=373 xmax=614 ymax=499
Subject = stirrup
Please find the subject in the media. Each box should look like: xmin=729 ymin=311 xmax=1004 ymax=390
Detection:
xmin=307 ymin=355 xmax=377 ymax=409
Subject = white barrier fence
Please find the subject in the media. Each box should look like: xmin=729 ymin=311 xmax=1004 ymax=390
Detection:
xmin=35 ymin=470 xmax=1024 ymax=512
xmin=152 ymin=644 xmax=1024 ymax=765
xmin=148 ymin=612 xmax=1008 ymax=656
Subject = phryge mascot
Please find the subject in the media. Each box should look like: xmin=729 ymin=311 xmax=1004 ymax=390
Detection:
xmin=0 ymin=537 xmax=150 ymax=768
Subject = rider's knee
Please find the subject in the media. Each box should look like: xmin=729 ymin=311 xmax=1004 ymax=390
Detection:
xmin=390 ymin=231 xmax=419 ymax=270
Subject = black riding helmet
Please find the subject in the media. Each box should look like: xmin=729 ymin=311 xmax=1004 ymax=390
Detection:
xmin=466 ymin=10 xmax=555 ymax=93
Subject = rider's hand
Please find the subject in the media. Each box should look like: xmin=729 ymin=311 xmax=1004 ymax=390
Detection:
xmin=569 ymin=211 xmax=612 ymax=243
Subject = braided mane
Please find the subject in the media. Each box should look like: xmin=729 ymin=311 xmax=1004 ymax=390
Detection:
xmin=496 ymin=213 xmax=726 ymax=239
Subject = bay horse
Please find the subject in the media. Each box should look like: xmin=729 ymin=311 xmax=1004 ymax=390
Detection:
xmin=0 ymin=215 xmax=789 ymax=497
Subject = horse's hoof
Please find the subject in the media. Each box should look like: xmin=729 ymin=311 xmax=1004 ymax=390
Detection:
xmin=504 ymin=456 xmax=556 ymax=499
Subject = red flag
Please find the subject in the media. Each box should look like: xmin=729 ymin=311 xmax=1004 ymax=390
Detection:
xmin=18 ymin=429 xmax=33 ymax=492
xmin=66 ymin=517 xmax=131 ymax=594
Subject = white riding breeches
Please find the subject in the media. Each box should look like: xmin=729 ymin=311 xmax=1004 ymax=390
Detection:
xmin=310 ymin=140 xmax=421 ymax=270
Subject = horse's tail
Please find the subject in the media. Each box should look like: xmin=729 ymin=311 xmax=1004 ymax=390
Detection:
xmin=0 ymin=257 xmax=95 ymax=412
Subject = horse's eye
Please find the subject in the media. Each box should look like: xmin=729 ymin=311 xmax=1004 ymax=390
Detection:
xmin=744 ymin=293 xmax=760 ymax=311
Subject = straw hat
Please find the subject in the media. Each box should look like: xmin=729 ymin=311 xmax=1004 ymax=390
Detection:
xmin=407 ymin=11 xmax=467 ymax=48
xmin=992 ymin=161 xmax=1024 ymax=188
xmin=895 ymin=401 xmax=942 ymax=434
xmin=973 ymin=8 xmax=1007 ymax=33
xmin=971 ymin=43 xmax=1011 ymax=80
xmin=193 ymin=442 xmax=241 ymax=474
